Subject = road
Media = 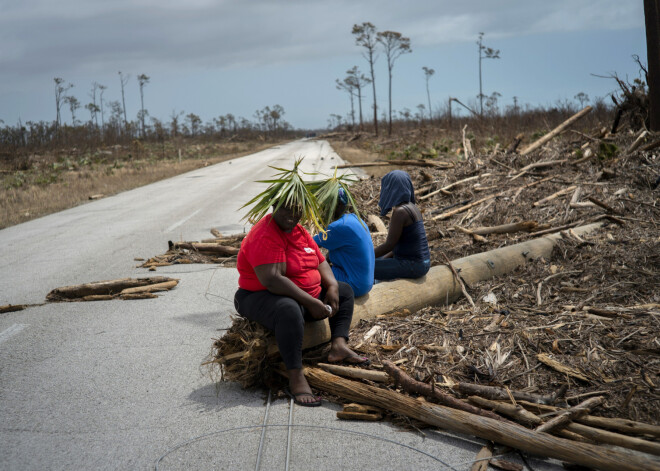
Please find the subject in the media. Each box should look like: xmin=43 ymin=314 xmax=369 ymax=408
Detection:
xmin=0 ymin=140 xmax=550 ymax=470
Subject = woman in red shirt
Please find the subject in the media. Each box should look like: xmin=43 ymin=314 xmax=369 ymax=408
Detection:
xmin=234 ymin=204 xmax=368 ymax=407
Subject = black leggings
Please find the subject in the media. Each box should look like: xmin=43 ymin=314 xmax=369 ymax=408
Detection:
xmin=233 ymin=282 xmax=355 ymax=370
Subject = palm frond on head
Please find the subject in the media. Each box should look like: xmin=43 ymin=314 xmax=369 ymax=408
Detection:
xmin=309 ymin=167 xmax=363 ymax=229
xmin=240 ymin=157 xmax=324 ymax=232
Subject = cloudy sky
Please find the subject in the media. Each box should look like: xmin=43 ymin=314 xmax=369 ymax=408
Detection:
xmin=0 ymin=0 xmax=647 ymax=130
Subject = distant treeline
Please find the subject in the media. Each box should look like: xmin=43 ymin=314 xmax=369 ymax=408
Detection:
xmin=0 ymin=103 xmax=299 ymax=155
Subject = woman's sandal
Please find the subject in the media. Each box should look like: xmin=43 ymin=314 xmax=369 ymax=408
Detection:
xmin=284 ymin=388 xmax=322 ymax=407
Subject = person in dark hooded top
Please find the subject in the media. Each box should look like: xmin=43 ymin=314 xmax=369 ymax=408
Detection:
xmin=373 ymin=170 xmax=430 ymax=280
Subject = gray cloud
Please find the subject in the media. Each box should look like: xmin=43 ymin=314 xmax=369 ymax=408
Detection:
xmin=0 ymin=0 xmax=645 ymax=127
xmin=0 ymin=0 xmax=642 ymax=78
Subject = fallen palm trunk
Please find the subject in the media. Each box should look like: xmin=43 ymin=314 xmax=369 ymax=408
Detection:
xmin=304 ymin=367 xmax=659 ymax=471
xmin=213 ymin=223 xmax=603 ymax=385
xmin=298 ymin=222 xmax=603 ymax=351
xmin=46 ymin=276 xmax=178 ymax=301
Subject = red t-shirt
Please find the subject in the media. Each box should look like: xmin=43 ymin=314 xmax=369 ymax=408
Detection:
xmin=237 ymin=214 xmax=326 ymax=298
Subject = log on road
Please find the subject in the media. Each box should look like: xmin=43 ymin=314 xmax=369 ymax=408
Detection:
xmin=172 ymin=242 xmax=239 ymax=256
xmin=46 ymin=276 xmax=178 ymax=301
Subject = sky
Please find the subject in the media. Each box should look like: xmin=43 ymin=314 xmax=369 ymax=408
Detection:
xmin=0 ymin=0 xmax=648 ymax=131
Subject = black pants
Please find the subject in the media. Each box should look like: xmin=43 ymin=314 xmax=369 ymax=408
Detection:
xmin=234 ymin=282 xmax=354 ymax=370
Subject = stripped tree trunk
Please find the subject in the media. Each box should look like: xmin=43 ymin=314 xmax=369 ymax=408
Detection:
xmin=298 ymin=222 xmax=603 ymax=351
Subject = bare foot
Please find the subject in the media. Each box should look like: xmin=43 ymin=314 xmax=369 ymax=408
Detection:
xmin=287 ymin=369 xmax=320 ymax=405
xmin=327 ymin=337 xmax=369 ymax=364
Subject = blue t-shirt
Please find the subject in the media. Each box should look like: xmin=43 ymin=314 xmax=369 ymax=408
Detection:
xmin=313 ymin=213 xmax=375 ymax=297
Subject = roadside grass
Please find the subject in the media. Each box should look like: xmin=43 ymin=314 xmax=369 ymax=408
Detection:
xmin=0 ymin=140 xmax=277 ymax=229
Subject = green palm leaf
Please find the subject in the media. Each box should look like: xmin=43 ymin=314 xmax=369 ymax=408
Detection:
xmin=240 ymin=157 xmax=324 ymax=233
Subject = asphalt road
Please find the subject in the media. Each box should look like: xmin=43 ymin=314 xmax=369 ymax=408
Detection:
xmin=0 ymin=140 xmax=555 ymax=470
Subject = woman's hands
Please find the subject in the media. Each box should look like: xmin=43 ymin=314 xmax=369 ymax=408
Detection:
xmin=317 ymin=261 xmax=339 ymax=316
xmin=306 ymin=297 xmax=332 ymax=320
xmin=323 ymin=284 xmax=339 ymax=316
xmin=254 ymin=260 xmax=340 ymax=320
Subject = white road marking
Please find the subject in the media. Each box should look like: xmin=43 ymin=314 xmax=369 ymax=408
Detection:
xmin=229 ymin=166 xmax=270 ymax=192
xmin=165 ymin=208 xmax=202 ymax=233
xmin=0 ymin=324 xmax=28 ymax=345
xmin=229 ymin=181 xmax=244 ymax=191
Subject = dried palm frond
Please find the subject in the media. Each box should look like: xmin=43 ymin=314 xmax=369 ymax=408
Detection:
xmin=209 ymin=316 xmax=273 ymax=388
xmin=239 ymin=157 xmax=324 ymax=233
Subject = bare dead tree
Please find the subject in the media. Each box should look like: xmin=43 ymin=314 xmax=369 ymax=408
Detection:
xmin=118 ymin=71 xmax=130 ymax=132
xmin=423 ymin=66 xmax=435 ymax=121
xmin=54 ymin=77 xmax=73 ymax=133
xmin=378 ymin=30 xmax=412 ymax=135
xmin=85 ymin=103 xmax=100 ymax=128
xmin=346 ymin=66 xmax=371 ymax=130
xmin=137 ymin=74 xmax=150 ymax=138
xmin=477 ymin=32 xmax=500 ymax=117
xmin=64 ymin=95 xmax=80 ymax=126
xmin=352 ymin=22 xmax=380 ymax=135
xmin=98 ymin=84 xmax=107 ymax=134
xmin=88 ymin=82 xmax=100 ymax=128
xmin=336 ymin=74 xmax=357 ymax=129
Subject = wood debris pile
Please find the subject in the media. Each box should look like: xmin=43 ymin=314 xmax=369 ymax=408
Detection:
xmin=139 ymin=230 xmax=244 ymax=270
xmin=45 ymin=276 xmax=179 ymax=301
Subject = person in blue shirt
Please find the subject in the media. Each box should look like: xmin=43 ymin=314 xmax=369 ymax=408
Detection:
xmin=374 ymin=170 xmax=431 ymax=281
xmin=313 ymin=188 xmax=375 ymax=297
